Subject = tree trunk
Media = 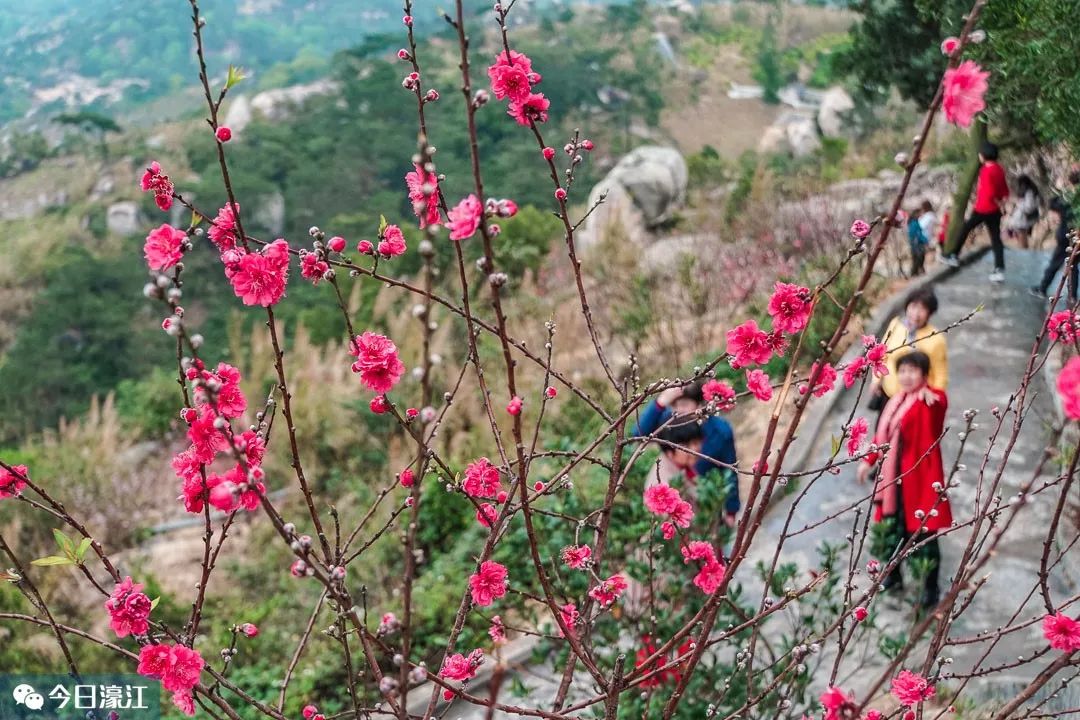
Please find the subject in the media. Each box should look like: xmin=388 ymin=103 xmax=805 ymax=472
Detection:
xmin=944 ymin=118 xmax=988 ymax=255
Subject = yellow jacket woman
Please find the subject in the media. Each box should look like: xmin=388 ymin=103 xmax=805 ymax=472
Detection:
xmin=876 ymin=288 xmax=948 ymax=399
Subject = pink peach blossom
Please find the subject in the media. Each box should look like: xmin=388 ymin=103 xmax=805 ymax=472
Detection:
xmin=144 ymin=224 xmax=187 ymax=271
xmin=942 ymin=60 xmax=989 ymax=128
xmin=349 ymin=332 xmax=406 ymax=394
xmin=469 ymin=560 xmax=508 ymax=607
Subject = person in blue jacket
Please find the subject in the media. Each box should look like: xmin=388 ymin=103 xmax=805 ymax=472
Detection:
xmin=633 ymin=382 xmax=740 ymax=526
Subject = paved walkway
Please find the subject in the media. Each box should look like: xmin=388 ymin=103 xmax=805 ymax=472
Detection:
xmin=428 ymin=248 xmax=1078 ymax=718
xmin=746 ymin=247 xmax=1078 ymax=709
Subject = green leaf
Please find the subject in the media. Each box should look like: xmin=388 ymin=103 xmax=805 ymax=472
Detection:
xmin=830 ymin=434 xmax=841 ymax=456
xmin=378 ymin=214 xmax=388 ymax=235
xmin=191 ymin=210 xmax=203 ymax=227
xmin=224 ymin=65 xmax=247 ymax=91
xmin=31 ymin=556 xmax=74 ymax=567
xmin=52 ymin=528 xmax=75 ymax=557
xmin=76 ymin=538 xmax=93 ymax=561
xmin=150 ymin=596 xmax=161 ymax=610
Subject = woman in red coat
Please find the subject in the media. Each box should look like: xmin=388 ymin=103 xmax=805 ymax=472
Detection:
xmin=857 ymin=350 xmax=951 ymax=608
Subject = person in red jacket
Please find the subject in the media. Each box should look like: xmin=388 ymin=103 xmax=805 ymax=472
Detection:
xmin=944 ymin=142 xmax=1010 ymax=282
xmin=857 ymin=351 xmax=951 ymax=609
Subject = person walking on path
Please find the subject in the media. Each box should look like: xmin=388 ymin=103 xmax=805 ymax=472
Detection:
xmin=918 ymin=200 xmax=938 ymax=261
xmin=1029 ymin=167 xmax=1079 ymax=303
xmin=867 ymin=287 xmax=947 ymax=413
xmin=633 ymin=382 xmax=740 ymax=526
xmin=943 ymin=142 xmax=1010 ymax=282
xmin=857 ymin=351 xmax=951 ymax=609
xmin=907 ymin=207 xmax=930 ymax=276
xmin=1006 ymin=174 xmax=1042 ymax=249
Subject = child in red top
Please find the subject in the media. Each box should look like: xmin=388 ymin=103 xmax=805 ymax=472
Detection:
xmin=944 ymin=142 xmax=1010 ymax=282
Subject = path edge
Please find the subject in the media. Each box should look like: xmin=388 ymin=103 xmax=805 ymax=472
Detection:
xmin=774 ymin=246 xmax=992 ymax=506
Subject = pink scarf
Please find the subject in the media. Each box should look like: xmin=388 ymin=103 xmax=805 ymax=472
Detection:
xmin=873 ymin=389 xmax=921 ymax=516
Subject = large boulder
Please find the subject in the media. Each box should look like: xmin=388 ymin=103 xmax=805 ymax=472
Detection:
xmin=106 ymin=201 xmax=142 ymax=236
xmin=579 ymin=146 xmax=687 ymax=252
xmin=758 ymin=111 xmax=821 ymax=158
xmin=817 ymin=86 xmax=855 ymax=139
xmin=786 ymin=115 xmax=821 ymax=158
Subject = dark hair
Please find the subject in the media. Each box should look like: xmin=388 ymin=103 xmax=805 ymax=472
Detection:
xmin=904 ymin=286 xmax=939 ymax=316
xmin=675 ymin=382 xmax=704 ymax=404
xmin=980 ymin=142 xmax=999 ymax=161
xmin=657 ymin=419 xmax=704 ymax=449
xmin=897 ymin=350 xmax=931 ymax=376
xmin=921 ymin=200 xmax=934 ymax=212
xmin=1017 ymin=174 xmax=1041 ymax=198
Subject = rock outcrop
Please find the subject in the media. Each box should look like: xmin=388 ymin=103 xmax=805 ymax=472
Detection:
xmin=817 ymin=86 xmax=855 ymax=139
xmin=579 ymin=146 xmax=688 ymax=251
xmin=106 ymin=201 xmax=142 ymax=236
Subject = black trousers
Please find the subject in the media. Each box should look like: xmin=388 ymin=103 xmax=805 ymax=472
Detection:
xmin=882 ymin=488 xmax=941 ymax=598
xmin=910 ymin=242 xmax=926 ymax=276
xmin=954 ymin=210 xmax=1004 ymax=270
xmin=1039 ymin=224 xmax=1079 ymax=300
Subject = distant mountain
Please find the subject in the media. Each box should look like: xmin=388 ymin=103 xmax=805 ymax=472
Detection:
xmin=0 ymin=0 xmax=566 ymax=125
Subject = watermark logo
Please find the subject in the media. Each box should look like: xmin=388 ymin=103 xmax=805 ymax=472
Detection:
xmin=11 ymin=686 xmax=43 ymax=711
xmin=1 ymin=675 xmax=159 ymax=720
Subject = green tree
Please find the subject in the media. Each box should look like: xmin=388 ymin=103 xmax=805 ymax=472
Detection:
xmin=839 ymin=0 xmax=1080 ymax=251
xmin=754 ymin=10 xmax=784 ymax=104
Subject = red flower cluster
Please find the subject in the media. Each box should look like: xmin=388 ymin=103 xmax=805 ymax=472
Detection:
xmin=448 ymin=194 xmax=483 ymax=242
xmin=800 ymin=361 xmax=838 ymax=398
xmin=207 ymin=202 xmax=240 ymax=252
xmin=440 ymin=648 xmax=484 ymax=681
xmin=726 ymin=319 xmax=773 ymax=369
xmin=767 ymin=282 xmax=813 ymax=334
xmin=702 ymin=379 xmax=736 ymax=411
xmin=1043 ymin=612 xmax=1080 ymax=651
xmin=300 ymin=250 xmax=329 ymax=284
xmin=463 ymin=457 xmax=502 ymax=498
xmin=378 ymin=225 xmax=407 ymax=257
xmin=140 ymin=161 xmax=174 ymax=211
xmin=144 ymin=224 xmax=187 ymax=271
xmin=224 ymin=239 xmax=291 ymax=307
xmin=1048 ymin=310 xmax=1080 ymax=343
xmin=468 ymin=560 xmax=508 ymax=607
xmin=487 ymin=50 xmax=549 ymax=127
xmin=406 ymin=164 xmax=443 ymax=229
xmin=0 ymin=464 xmax=28 ymax=499
xmin=746 ymin=369 xmax=773 ymax=402
xmin=137 ymin=643 xmax=204 ymax=716
xmin=173 ymin=361 xmax=267 ymax=515
xmin=588 ymin=574 xmax=628 ymax=606
xmin=680 ymin=540 xmax=726 ymax=594
xmin=349 ymin=331 xmax=406 ymax=394
xmin=820 ymin=686 xmax=857 ymax=720
xmin=643 ymin=484 xmax=694 ymax=532
xmin=561 ymin=544 xmax=592 ymax=570
xmin=105 ymin=576 xmax=152 ymax=638
xmin=891 ymin=670 xmax=935 ymax=706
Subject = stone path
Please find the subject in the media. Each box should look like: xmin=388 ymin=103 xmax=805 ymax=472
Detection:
xmin=745 ymin=247 xmax=1079 ymax=710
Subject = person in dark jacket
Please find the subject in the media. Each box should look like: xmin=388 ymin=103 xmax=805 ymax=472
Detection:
xmin=633 ymin=382 xmax=739 ymax=525
xmin=1030 ymin=168 xmax=1079 ymax=303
